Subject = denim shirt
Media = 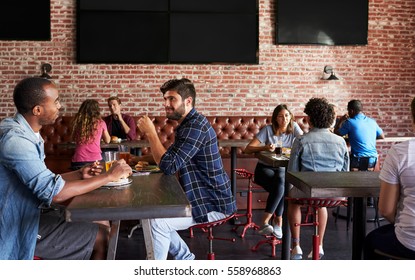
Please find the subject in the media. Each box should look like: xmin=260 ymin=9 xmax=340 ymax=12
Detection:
xmin=158 ymin=108 xmax=236 ymax=223
xmin=0 ymin=113 xmax=65 ymax=259
xmin=288 ymin=128 xmax=350 ymax=172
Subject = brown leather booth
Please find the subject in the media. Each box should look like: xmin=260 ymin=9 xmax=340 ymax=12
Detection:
xmin=40 ymin=115 xmax=310 ymax=209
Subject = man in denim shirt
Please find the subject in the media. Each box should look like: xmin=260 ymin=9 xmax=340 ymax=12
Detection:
xmin=0 ymin=77 xmax=132 ymax=260
xmin=137 ymin=78 xmax=236 ymax=260
xmin=287 ymin=97 xmax=349 ymax=260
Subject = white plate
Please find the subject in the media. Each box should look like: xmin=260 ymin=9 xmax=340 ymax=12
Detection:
xmin=102 ymin=178 xmax=132 ymax=187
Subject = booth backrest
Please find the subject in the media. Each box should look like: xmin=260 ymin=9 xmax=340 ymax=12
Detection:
xmin=41 ymin=115 xmax=310 ymax=159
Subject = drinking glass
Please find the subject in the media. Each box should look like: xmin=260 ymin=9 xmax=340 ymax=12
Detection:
xmin=118 ymin=145 xmax=131 ymax=164
xmin=275 ymin=140 xmax=283 ymax=158
xmin=104 ymin=151 xmax=119 ymax=171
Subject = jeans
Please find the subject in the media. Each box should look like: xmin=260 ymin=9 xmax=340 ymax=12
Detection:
xmin=350 ymin=155 xmax=377 ymax=170
xmin=151 ymin=211 xmax=226 ymax=260
xmin=254 ymin=163 xmax=285 ymax=217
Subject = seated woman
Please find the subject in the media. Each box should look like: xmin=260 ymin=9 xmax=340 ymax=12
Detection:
xmin=363 ymin=97 xmax=415 ymax=260
xmin=244 ymin=104 xmax=303 ymax=238
xmin=71 ymin=99 xmax=111 ymax=170
xmin=287 ymin=98 xmax=349 ymax=260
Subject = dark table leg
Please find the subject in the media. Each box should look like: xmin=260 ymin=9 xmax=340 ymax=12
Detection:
xmin=281 ymin=181 xmax=291 ymax=260
xmin=352 ymin=197 xmax=366 ymax=260
xmin=132 ymin=147 xmax=142 ymax=156
xmin=107 ymin=220 xmax=120 ymax=260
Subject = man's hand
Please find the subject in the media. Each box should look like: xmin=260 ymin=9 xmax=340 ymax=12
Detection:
xmin=80 ymin=161 xmax=103 ymax=179
xmin=137 ymin=115 xmax=157 ymax=136
xmin=107 ymin=160 xmax=133 ymax=181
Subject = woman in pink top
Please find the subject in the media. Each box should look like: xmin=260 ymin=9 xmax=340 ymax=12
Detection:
xmin=71 ymin=99 xmax=111 ymax=170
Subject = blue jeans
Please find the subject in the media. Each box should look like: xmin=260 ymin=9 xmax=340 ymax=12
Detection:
xmin=151 ymin=211 xmax=226 ymax=260
xmin=350 ymin=155 xmax=377 ymax=170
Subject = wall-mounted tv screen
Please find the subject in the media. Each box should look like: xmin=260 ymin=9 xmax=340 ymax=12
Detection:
xmin=77 ymin=0 xmax=258 ymax=64
xmin=0 ymin=0 xmax=50 ymax=40
xmin=276 ymin=0 xmax=368 ymax=45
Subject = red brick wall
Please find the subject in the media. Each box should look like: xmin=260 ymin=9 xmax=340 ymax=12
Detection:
xmin=1 ymin=0 xmax=414 ymax=163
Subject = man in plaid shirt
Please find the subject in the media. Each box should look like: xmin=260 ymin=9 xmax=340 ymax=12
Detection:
xmin=137 ymin=78 xmax=236 ymax=260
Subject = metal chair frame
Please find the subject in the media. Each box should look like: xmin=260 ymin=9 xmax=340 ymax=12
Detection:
xmin=189 ymin=213 xmax=236 ymax=260
xmin=288 ymin=197 xmax=347 ymax=260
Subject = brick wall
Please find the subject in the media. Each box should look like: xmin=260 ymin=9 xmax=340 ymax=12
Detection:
xmin=1 ymin=0 xmax=414 ymax=163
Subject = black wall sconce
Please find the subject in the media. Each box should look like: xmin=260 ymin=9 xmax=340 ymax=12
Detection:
xmin=40 ymin=63 xmax=52 ymax=79
xmin=322 ymin=65 xmax=339 ymax=80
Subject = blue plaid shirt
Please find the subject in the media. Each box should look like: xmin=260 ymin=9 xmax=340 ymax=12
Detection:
xmin=159 ymin=108 xmax=236 ymax=223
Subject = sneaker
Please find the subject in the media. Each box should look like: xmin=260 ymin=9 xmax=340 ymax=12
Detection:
xmin=258 ymin=224 xmax=273 ymax=235
xmin=307 ymin=245 xmax=324 ymax=259
xmin=291 ymin=245 xmax=303 ymax=260
xmin=272 ymin=225 xmax=283 ymax=238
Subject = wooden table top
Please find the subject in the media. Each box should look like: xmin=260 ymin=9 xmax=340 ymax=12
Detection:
xmin=65 ymin=173 xmax=191 ymax=222
xmin=286 ymin=171 xmax=380 ymax=198
xmin=57 ymin=140 xmax=150 ymax=149
xmin=255 ymin=151 xmax=289 ymax=167
xmin=218 ymin=139 xmax=251 ymax=147
xmin=376 ymin=137 xmax=414 ymax=143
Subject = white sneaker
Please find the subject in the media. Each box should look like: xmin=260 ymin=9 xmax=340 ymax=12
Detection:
xmin=258 ymin=224 xmax=273 ymax=235
xmin=291 ymin=245 xmax=303 ymax=260
xmin=307 ymin=245 xmax=324 ymax=259
xmin=272 ymin=225 xmax=283 ymax=238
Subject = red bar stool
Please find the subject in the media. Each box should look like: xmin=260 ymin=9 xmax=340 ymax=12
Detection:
xmin=287 ymin=197 xmax=347 ymax=260
xmin=189 ymin=213 xmax=236 ymax=260
xmin=232 ymin=168 xmax=261 ymax=237
xmin=251 ymin=231 xmax=282 ymax=257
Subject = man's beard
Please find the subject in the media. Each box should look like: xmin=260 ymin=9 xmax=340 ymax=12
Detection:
xmin=166 ymin=104 xmax=185 ymax=120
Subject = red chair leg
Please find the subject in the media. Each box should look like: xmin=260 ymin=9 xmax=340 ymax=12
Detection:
xmin=251 ymin=236 xmax=282 ymax=258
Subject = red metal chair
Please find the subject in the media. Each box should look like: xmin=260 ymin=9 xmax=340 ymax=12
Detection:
xmin=251 ymin=231 xmax=282 ymax=258
xmin=232 ymin=168 xmax=261 ymax=237
xmin=189 ymin=213 xmax=236 ymax=260
xmin=287 ymin=197 xmax=347 ymax=260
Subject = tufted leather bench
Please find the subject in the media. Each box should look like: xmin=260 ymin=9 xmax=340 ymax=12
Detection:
xmin=40 ymin=115 xmax=309 ymax=209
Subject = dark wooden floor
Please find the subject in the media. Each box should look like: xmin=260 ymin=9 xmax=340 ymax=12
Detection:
xmin=115 ymin=207 xmax=387 ymax=260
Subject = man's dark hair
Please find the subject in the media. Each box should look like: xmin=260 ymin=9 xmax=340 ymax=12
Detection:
xmin=160 ymin=78 xmax=196 ymax=107
xmin=304 ymin=97 xmax=335 ymax=129
xmin=347 ymin=99 xmax=363 ymax=113
xmin=411 ymin=97 xmax=415 ymax=124
xmin=107 ymin=95 xmax=121 ymax=104
xmin=13 ymin=77 xmax=54 ymax=114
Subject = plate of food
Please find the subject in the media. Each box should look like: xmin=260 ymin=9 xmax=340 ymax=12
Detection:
xmin=135 ymin=161 xmax=161 ymax=173
xmin=282 ymin=147 xmax=291 ymax=157
xmin=102 ymin=177 xmax=132 ymax=187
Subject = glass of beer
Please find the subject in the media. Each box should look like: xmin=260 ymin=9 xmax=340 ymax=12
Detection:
xmin=275 ymin=140 xmax=283 ymax=158
xmin=104 ymin=151 xmax=119 ymax=171
xmin=118 ymin=145 xmax=131 ymax=164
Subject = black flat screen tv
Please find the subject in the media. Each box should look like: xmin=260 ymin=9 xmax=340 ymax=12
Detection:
xmin=276 ymin=0 xmax=368 ymax=45
xmin=77 ymin=0 xmax=258 ymax=64
xmin=0 ymin=0 xmax=50 ymax=40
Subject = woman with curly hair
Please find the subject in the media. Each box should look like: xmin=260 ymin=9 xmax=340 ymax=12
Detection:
xmin=287 ymin=97 xmax=349 ymax=260
xmin=71 ymin=99 xmax=111 ymax=170
xmin=244 ymin=104 xmax=303 ymax=238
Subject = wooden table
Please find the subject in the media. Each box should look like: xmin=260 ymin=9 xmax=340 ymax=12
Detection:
xmin=285 ymin=171 xmax=380 ymax=260
xmin=218 ymin=139 xmax=251 ymax=196
xmin=255 ymin=151 xmax=291 ymax=260
xmin=376 ymin=137 xmax=413 ymax=143
xmin=58 ymin=140 xmax=150 ymax=155
xmin=65 ymin=173 xmax=191 ymax=260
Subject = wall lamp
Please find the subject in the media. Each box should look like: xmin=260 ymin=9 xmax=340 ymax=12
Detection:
xmin=322 ymin=65 xmax=339 ymax=80
xmin=40 ymin=63 xmax=52 ymax=79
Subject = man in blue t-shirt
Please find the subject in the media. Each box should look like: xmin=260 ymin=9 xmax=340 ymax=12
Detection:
xmin=334 ymin=99 xmax=385 ymax=171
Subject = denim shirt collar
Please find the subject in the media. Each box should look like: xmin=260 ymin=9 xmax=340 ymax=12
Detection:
xmin=13 ymin=113 xmax=44 ymax=145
